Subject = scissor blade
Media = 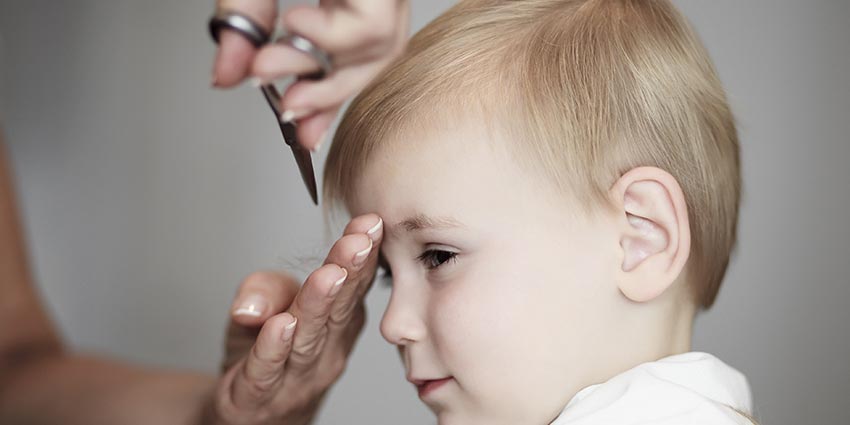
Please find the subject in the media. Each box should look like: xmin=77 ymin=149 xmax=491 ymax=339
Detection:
xmin=287 ymin=140 xmax=319 ymax=205
xmin=260 ymin=85 xmax=318 ymax=205
xmin=278 ymin=119 xmax=318 ymax=204
xmin=260 ymin=85 xmax=283 ymax=117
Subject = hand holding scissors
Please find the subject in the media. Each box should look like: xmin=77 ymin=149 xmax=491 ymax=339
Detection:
xmin=209 ymin=0 xmax=410 ymax=153
xmin=210 ymin=12 xmax=330 ymax=204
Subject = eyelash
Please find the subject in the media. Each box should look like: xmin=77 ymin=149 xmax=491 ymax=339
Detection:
xmin=379 ymin=249 xmax=458 ymax=287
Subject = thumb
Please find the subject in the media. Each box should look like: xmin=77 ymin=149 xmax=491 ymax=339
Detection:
xmin=230 ymin=271 xmax=301 ymax=327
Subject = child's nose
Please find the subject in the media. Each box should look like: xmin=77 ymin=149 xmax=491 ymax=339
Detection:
xmin=379 ymin=285 xmax=427 ymax=346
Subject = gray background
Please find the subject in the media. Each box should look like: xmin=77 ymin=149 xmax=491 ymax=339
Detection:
xmin=1 ymin=0 xmax=848 ymax=424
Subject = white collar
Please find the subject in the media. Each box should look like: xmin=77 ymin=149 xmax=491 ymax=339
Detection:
xmin=550 ymin=351 xmax=753 ymax=424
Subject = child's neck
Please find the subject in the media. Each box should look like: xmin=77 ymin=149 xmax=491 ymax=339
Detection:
xmin=591 ymin=288 xmax=696 ymax=390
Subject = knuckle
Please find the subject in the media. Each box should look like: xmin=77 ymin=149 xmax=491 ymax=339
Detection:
xmin=254 ymin=349 xmax=285 ymax=368
xmin=297 ymin=297 xmax=331 ymax=323
xmin=291 ymin=328 xmax=329 ymax=363
xmin=245 ymin=375 xmax=277 ymax=399
xmin=327 ymin=303 xmax=357 ymax=329
xmin=307 ymin=308 xmax=330 ymax=324
xmin=250 ymin=341 xmax=284 ymax=367
xmin=214 ymin=400 xmax=250 ymax=425
xmin=328 ymin=301 xmax=366 ymax=332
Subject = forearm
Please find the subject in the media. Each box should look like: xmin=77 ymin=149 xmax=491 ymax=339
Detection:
xmin=0 ymin=135 xmax=63 ymax=378
xmin=1 ymin=137 xmax=216 ymax=424
xmin=0 ymin=354 xmax=216 ymax=425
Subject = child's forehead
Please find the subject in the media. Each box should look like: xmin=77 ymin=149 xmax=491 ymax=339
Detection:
xmin=335 ymin=92 xmax=577 ymax=221
xmin=378 ymin=107 xmax=510 ymax=162
xmin=358 ymin=119 xmax=509 ymax=185
xmin=345 ymin=119 xmax=576 ymax=225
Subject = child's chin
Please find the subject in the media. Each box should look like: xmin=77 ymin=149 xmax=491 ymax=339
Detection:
xmin=435 ymin=410 xmax=459 ymax=425
xmin=423 ymin=399 xmax=445 ymax=415
xmin=434 ymin=409 xmax=487 ymax=425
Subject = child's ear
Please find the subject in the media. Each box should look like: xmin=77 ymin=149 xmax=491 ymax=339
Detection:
xmin=609 ymin=166 xmax=691 ymax=303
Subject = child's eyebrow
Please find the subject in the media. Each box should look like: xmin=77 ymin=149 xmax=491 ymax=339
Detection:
xmin=392 ymin=213 xmax=465 ymax=233
xmin=378 ymin=214 xmax=465 ymax=271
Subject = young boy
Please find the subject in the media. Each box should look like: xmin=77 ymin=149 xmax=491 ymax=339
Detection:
xmin=322 ymin=0 xmax=754 ymax=423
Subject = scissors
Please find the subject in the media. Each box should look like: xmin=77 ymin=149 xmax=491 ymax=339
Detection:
xmin=208 ymin=11 xmax=332 ymax=205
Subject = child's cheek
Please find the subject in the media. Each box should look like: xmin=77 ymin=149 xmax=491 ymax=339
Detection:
xmin=429 ymin=255 xmax=550 ymax=411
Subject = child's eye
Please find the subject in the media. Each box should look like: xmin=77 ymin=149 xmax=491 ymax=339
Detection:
xmin=417 ymin=249 xmax=458 ymax=270
xmin=377 ymin=249 xmax=458 ymax=288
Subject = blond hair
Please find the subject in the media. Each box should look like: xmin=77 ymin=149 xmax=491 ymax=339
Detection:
xmin=324 ymin=0 xmax=741 ymax=310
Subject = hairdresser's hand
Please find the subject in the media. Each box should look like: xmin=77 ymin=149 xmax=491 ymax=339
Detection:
xmin=205 ymin=214 xmax=384 ymax=425
xmin=211 ymin=0 xmax=410 ymax=151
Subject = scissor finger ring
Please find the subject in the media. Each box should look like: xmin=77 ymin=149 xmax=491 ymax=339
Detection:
xmin=208 ymin=11 xmax=333 ymax=77
xmin=276 ymin=34 xmax=333 ymax=78
xmin=208 ymin=10 xmax=270 ymax=48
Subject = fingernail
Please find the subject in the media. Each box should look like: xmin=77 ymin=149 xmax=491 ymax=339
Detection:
xmin=248 ymin=76 xmax=263 ymax=88
xmin=312 ymin=130 xmax=328 ymax=153
xmin=353 ymin=239 xmax=373 ymax=267
xmin=211 ymin=72 xmax=219 ymax=88
xmin=328 ymin=267 xmax=348 ymax=297
xmin=233 ymin=295 xmax=267 ymax=317
xmin=282 ymin=318 xmax=297 ymax=341
xmin=280 ymin=109 xmax=310 ymax=123
xmin=366 ymin=217 xmax=383 ymax=241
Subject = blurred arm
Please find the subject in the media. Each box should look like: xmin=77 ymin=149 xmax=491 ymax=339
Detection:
xmin=0 ymin=135 xmax=216 ymax=425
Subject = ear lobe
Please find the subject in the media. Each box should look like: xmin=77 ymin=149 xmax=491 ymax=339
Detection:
xmin=612 ymin=167 xmax=691 ymax=303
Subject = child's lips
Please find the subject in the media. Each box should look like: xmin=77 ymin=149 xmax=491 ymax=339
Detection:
xmin=411 ymin=376 xmax=454 ymax=398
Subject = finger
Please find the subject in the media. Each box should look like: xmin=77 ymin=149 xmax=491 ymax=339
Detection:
xmin=323 ymin=300 xmax=367 ymax=361
xmin=280 ymin=65 xmax=380 ymax=117
xmin=212 ymin=0 xmax=278 ymax=86
xmin=282 ymin=3 xmax=400 ymax=54
xmin=324 ymin=215 xmax=384 ymax=335
xmin=230 ymin=312 xmax=297 ymax=409
xmin=285 ymin=264 xmax=349 ymax=373
xmin=230 ymin=271 xmax=301 ymax=327
xmin=251 ymin=43 xmax=323 ymax=83
xmin=295 ymin=106 xmax=340 ymax=152
xmin=213 ymin=30 xmax=258 ymax=87
xmin=324 ymin=214 xmax=384 ymax=266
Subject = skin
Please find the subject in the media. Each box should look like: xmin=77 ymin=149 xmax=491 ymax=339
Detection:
xmin=0 ymin=137 xmax=214 ymax=424
xmin=347 ymin=120 xmax=697 ymax=425
xmin=0 ymin=0 xmax=407 ymax=419
xmin=207 ymin=214 xmax=385 ymax=425
xmin=211 ymin=0 xmax=410 ymax=151
xmin=0 ymin=134 xmax=384 ymax=425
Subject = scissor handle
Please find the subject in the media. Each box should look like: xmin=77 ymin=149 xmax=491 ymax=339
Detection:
xmin=208 ymin=11 xmax=333 ymax=78
xmin=276 ymin=34 xmax=333 ymax=78
xmin=208 ymin=11 xmax=270 ymax=48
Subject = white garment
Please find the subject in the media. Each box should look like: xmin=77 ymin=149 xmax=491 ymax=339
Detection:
xmin=550 ymin=351 xmax=754 ymax=424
